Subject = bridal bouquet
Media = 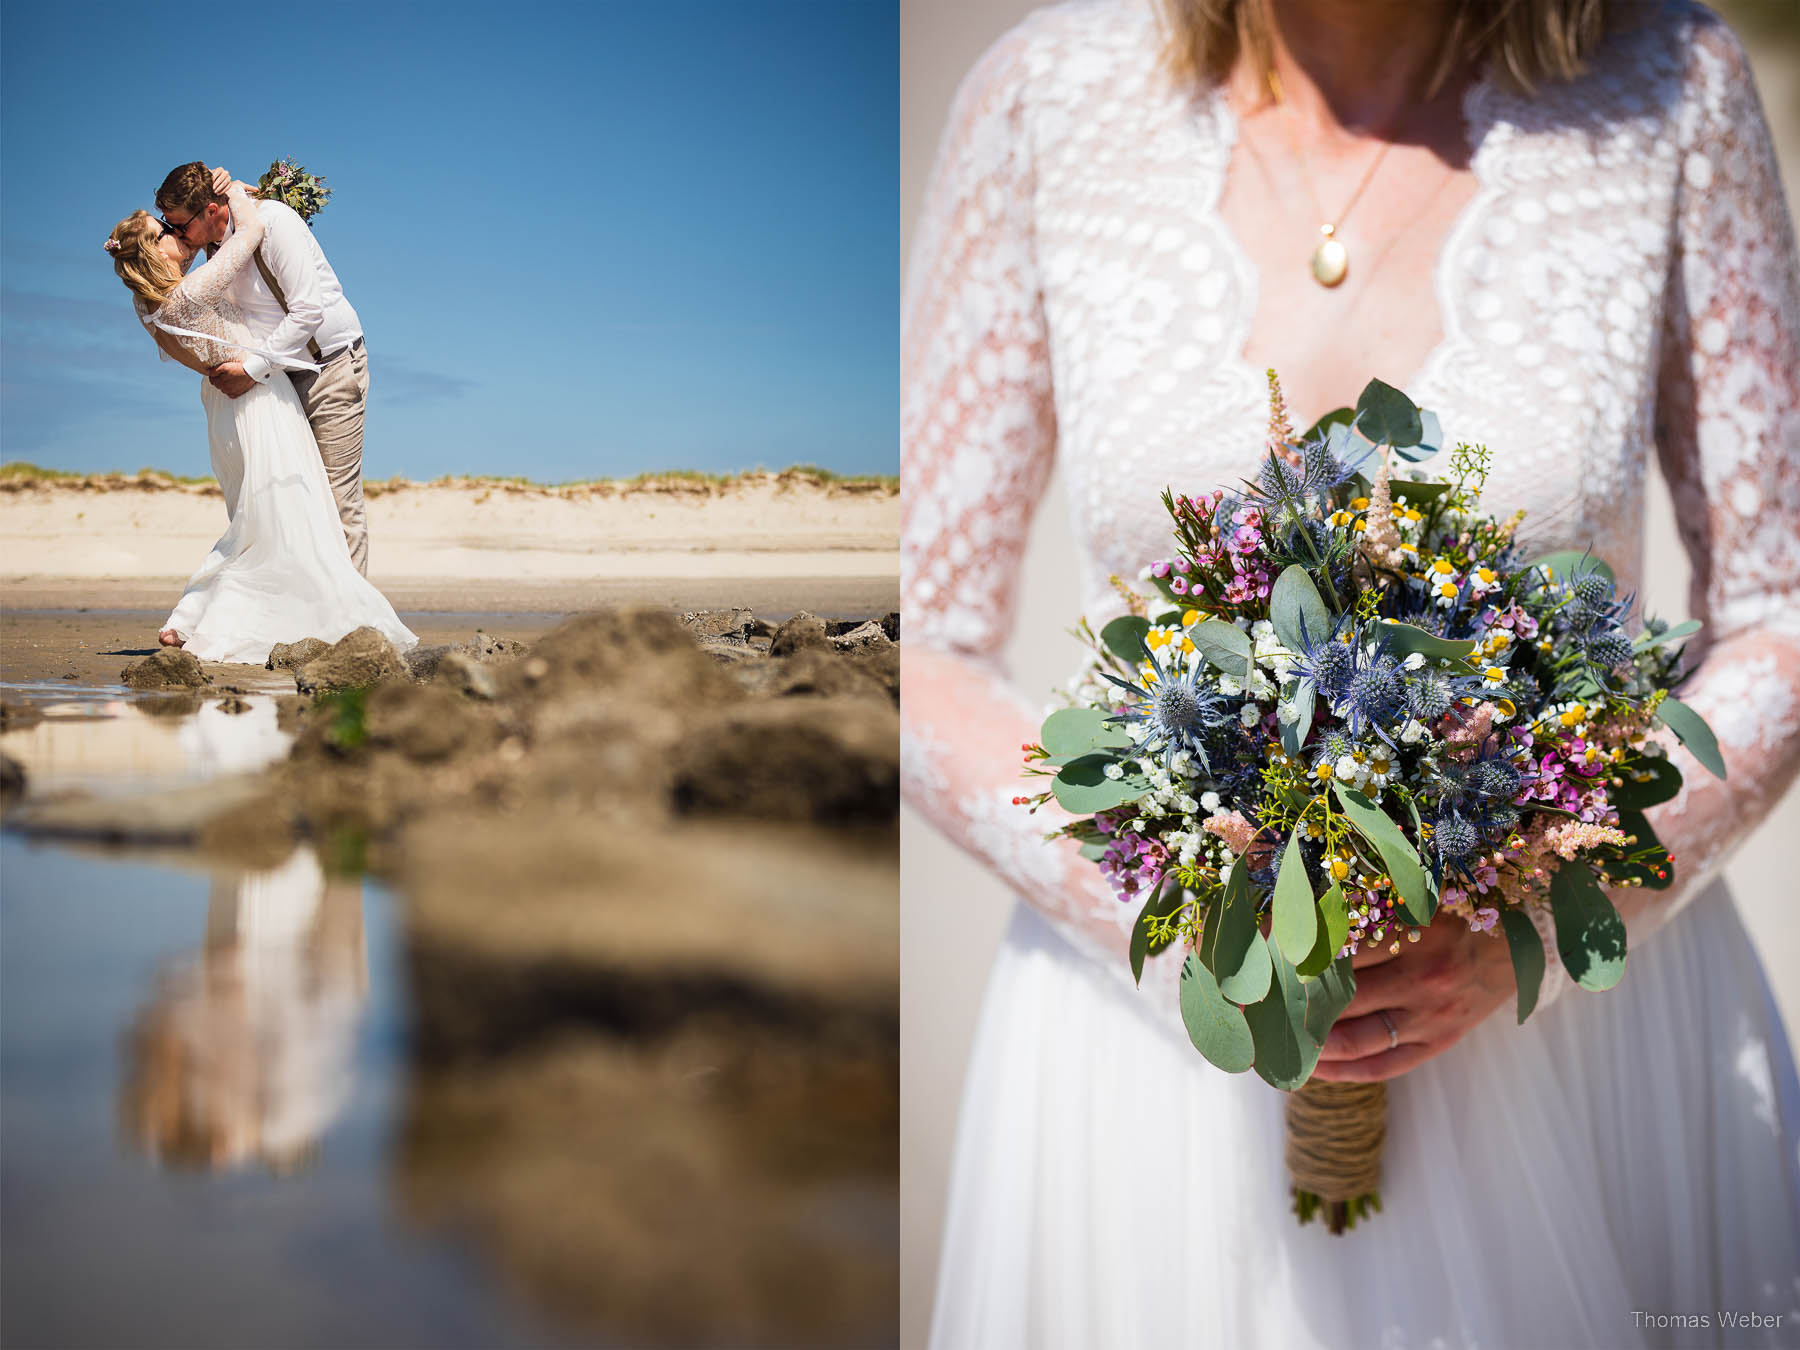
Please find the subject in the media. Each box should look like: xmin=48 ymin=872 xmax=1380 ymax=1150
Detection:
xmin=1019 ymin=375 xmax=1723 ymax=1232
xmin=256 ymin=159 xmax=332 ymax=223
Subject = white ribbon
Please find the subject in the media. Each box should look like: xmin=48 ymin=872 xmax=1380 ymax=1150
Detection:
xmin=150 ymin=316 xmax=321 ymax=375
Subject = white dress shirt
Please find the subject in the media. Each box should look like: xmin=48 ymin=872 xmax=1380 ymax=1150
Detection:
xmin=218 ymin=199 xmax=363 ymax=383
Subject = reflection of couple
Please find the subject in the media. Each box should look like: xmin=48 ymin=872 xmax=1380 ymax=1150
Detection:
xmin=120 ymin=849 xmax=366 ymax=1173
xmin=105 ymin=162 xmax=415 ymax=664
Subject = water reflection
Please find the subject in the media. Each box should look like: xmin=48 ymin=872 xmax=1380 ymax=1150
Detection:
xmin=0 ymin=684 xmax=291 ymax=796
xmin=120 ymin=848 xmax=367 ymax=1174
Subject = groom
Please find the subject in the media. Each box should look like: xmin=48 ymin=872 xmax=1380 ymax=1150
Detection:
xmin=154 ymin=161 xmax=372 ymax=575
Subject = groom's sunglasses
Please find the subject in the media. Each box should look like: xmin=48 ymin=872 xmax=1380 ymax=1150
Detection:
xmin=158 ymin=211 xmax=203 ymax=240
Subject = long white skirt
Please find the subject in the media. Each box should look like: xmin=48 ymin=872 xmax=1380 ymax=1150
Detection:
xmin=931 ymin=881 xmax=1800 ymax=1349
xmin=164 ymin=377 xmax=415 ymax=665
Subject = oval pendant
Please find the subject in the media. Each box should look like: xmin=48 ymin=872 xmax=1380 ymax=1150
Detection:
xmin=1311 ymin=237 xmax=1349 ymax=287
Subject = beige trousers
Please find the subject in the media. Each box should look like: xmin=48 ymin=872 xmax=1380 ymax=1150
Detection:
xmin=289 ymin=342 xmax=370 ymax=575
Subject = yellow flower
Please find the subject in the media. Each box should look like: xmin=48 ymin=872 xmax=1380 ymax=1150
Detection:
xmin=1431 ymin=558 xmax=1455 ymax=576
xmin=1330 ymin=510 xmax=1351 ymax=527
xmin=1181 ymin=637 xmax=1196 ymax=654
xmin=1353 ymin=519 xmax=1368 ymax=532
xmin=1330 ymin=857 xmax=1350 ymax=881
xmin=1485 ymin=666 xmax=1506 ymax=682
xmin=1315 ymin=762 xmax=1335 ymax=781
xmin=1476 ymin=567 xmax=1496 ymax=584
xmin=1351 ymin=497 xmax=1370 ymax=510
xmin=1437 ymin=581 xmax=1458 ymax=599
xmin=1147 ymin=629 xmax=1170 ymax=649
xmin=1402 ymin=508 xmax=1422 ymax=523
xmin=1182 ymin=609 xmax=1200 ymax=627
xmin=1559 ymin=703 xmax=1587 ymax=727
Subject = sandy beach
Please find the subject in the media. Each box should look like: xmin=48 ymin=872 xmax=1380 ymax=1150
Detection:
xmin=0 ymin=472 xmax=899 ymax=679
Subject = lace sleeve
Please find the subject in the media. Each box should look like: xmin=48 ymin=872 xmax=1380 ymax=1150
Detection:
xmin=902 ymin=19 xmax=1146 ymax=976
xmin=1545 ymin=13 xmax=1800 ymax=1010
xmin=179 ymin=187 xmax=266 ymax=309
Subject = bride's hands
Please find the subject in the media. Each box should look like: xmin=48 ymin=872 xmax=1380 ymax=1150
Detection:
xmin=208 ymin=167 xmax=259 ymax=198
xmin=1309 ymin=916 xmax=1518 ymax=1082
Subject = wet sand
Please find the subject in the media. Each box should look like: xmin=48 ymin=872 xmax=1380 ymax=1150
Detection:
xmin=1 ymin=578 xmax=897 ymax=689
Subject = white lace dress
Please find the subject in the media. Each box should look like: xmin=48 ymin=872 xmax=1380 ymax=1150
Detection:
xmin=902 ymin=2 xmax=1800 ymax=1346
xmin=137 ymin=192 xmax=415 ymax=665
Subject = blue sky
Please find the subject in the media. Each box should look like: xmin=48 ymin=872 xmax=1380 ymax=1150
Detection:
xmin=1 ymin=1 xmax=896 ymax=481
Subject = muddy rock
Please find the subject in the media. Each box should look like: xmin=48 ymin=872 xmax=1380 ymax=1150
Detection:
xmin=770 ymin=611 xmax=831 ymax=657
xmin=830 ymin=619 xmax=893 ymax=652
xmin=403 ymin=644 xmax=456 ymax=681
xmin=502 ymin=610 xmax=740 ymax=710
xmin=696 ymin=638 xmax=764 ymax=667
xmin=432 ymin=650 xmax=499 ymax=700
xmin=215 ymin=693 xmax=252 ymax=715
xmin=880 ymin=610 xmax=900 ymax=642
xmin=293 ymin=627 xmax=411 ymax=695
xmin=121 ymin=648 xmax=210 ymax=690
xmin=363 ymin=682 xmax=497 ymax=765
xmin=845 ymin=643 xmax=900 ymax=704
xmin=0 ymin=698 xmax=44 ymax=734
xmin=135 ymin=691 xmax=204 ymax=719
xmin=0 ymin=753 xmax=24 ymax=806
xmin=466 ymin=632 xmax=528 ymax=662
xmin=266 ymin=637 xmax=330 ymax=672
xmin=680 ymin=607 xmax=756 ymax=645
xmin=671 ymin=697 xmax=899 ymax=825
xmin=274 ymin=693 xmax=312 ymax=733
xmin=765 ymin=647 xmax=891 ymax=704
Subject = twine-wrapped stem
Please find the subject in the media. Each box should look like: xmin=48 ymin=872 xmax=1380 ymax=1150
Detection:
xmin=1286 ymin=1079 xmax=1387 ymax=1234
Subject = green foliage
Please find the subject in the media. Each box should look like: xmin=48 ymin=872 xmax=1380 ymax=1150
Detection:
xmin=1040 ymin=706 xmax=1130 ymax=758
xmin=316 ymin=686 xmax=370 ymax=752
xmin=1269 ymin=563 xmax=1332 ymax=653
xmin=1354 ymin=378 xmax=1423 ymax=449
xmin=1272 ymin=828 xmax=1319 ymax=960
xmin=1609 ymin=755 xmax=1683 ymax=809
xmin=1130 ymin=880 xmax=1187 ymax=986
xmin=1100 ymin=615 xmax=1152 ymax=665
xmin=1658 ymin=696 xmax=1726 ymax=780
xmin=1050 ymin=753 xmax=1147 ymax=813
xmin=1296 ymin=882 xmax=1350 ymax=979
xmin=1244 ymin=935 xmax=1313 ymax=1090
xmin=1204 ymin=863 xmax=1272 ymax=1004
xmin=1368 ymin=620 xmax=1478 ymax=667
xmin=1331 ymin=784 xmax=1432 ymax=924
xmin=1548 ymin=862 xmax=1628 ymax=991
xmin=1497 ymin=909 xmax=1546 ymax=1023
xmin=1190 ymin=618 xmax=1254 ymax=682
xmin=1179 ymin=952 xmax=1255 ymax=1073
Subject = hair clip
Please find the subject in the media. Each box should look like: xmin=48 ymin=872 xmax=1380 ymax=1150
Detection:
xmin=103 ymin=238 xmax=122 ymax=253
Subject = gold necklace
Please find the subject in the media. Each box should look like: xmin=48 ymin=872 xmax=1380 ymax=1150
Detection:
xmin=1266 ymin=68 xmax=1397 ymax=288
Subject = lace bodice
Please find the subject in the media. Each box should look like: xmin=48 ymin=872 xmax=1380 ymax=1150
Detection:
xmin=135 ymin=189 xmax=266 ymax=370
xmin=901 ymin=0 xmax=1800 ymax=1017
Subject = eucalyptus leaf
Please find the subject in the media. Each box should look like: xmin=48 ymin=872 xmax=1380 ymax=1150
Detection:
xmin=1296 ymin=881 xmax=1350 ymax=979
xmin=1278 ymin=679 xmax=1316 ymax=757
xmin=1207 ymin=864 xmax=1272 ymax=1005
xmin=1332 ymin=785 xmax=1432 ymax=924
xmin=1413 ymin=408 xmax=1444 ymax=455
xmin=1179 ymin=953 xmax=1255 ymax=1073
xmin=1368 ymin=620 xmax=1478 ymax=665
xmin=1078 ymin=839 xmax=1109 ymax=862
xmin=1270 ymin=564 xmax=1332 ymax=655
xmin=1272 ymin=828 xmax=1319 ymax=960
xmin=1191 ymin=618 xmax=1254 ymax=683
xmin=1303 ymin=954 xmax=1357 ymax=1047
xmin=1100 ymin=615 xmax=1153 ymax=666
xmin=1355 ymin=378 xmax=1423 ymax=448
xmin=1041 ymin=706 xmax=1131 ymax=758
xmin=1548 ymin=862 xmax=1628 ymax=991
xmin=1529 ymin=550 xmax=1615 ymax=585
xmin=1632 ymin=619 xmax=1701 ymax=653
xmin=1051 ymin=754 xmax=1149 ymax=814
xmin=1659 ymin=696 xmax=1726 ymax=781
xmin=1245 ymin=936 xmax=1313 ymax=1090
xmin=1609 ymin=755 xmax=1683 ymax=810
xmin=1497 ymin=908 xmax=1546 ymax=1024
xmin=1387 ymin=478 xmax=1452 ymax=504
xmin=1303 ymin=407 xmax=1355 ymax=443
xmin=1129 ymin=879 xmax=1187 ymax=986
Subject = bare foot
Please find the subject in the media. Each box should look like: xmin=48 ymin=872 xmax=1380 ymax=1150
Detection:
xmin=158 ymin=629 xmax=184 ymax=648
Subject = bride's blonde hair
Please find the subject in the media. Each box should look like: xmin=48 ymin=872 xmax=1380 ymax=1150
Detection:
xmin=106 ymin=211 xmax=182 ymax=309
xmin=1159 ymin=0 xmax=1619 ymax=99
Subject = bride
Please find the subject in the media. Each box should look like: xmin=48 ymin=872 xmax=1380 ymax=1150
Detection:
xmin=105 ymin=182 xmax=416 ymax=665
xmin=903 ymin=0 xmax=1800 ymax=1344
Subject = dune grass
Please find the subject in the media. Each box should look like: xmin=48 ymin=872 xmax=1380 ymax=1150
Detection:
xmin=1 ymin=460 xmax=898 ymax=496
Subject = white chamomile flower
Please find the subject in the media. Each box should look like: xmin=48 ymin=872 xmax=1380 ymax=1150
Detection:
xmin=1480 ymin=665 xmax=1509 ymax=691
xmin=1468 ymin=565 xmax=1501 ymax=596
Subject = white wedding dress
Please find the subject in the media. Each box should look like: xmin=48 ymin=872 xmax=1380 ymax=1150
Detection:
xmin=902 ymin=2 xmax=1800 ymax=1346
xmin=137 ymin=193 xmax=415 ymax=665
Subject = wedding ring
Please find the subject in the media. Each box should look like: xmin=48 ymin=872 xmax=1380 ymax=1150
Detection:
xmin=1377 ymin=1010 xmax=1399 ymax=1050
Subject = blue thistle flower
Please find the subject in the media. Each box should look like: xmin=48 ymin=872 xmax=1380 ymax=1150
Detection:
xmin=1102 ymin=640 xmax=1236 ymax=774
